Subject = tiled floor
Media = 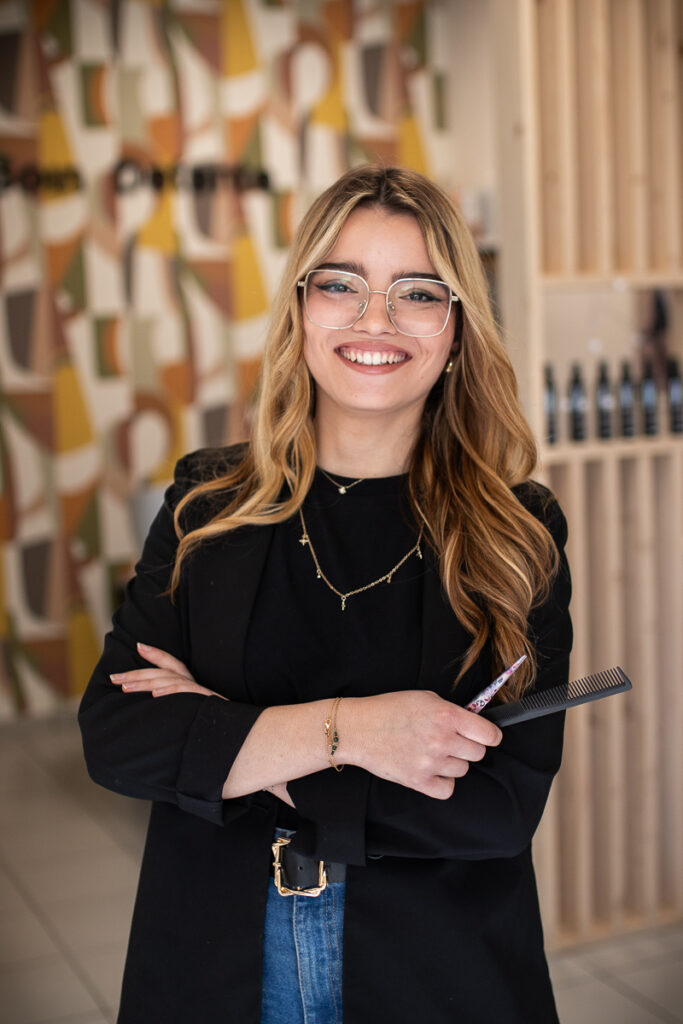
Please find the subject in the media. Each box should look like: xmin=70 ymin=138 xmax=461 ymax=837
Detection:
xmin=1 ymin=714 xmax=682 ymax=1024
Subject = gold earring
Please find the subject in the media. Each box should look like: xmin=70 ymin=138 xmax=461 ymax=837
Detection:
xmin=444 ymin=358 xmax=454 ymax=374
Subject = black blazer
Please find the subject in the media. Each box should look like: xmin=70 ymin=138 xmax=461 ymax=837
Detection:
xmin=79 ymin=446 xmax=572 ymax=1024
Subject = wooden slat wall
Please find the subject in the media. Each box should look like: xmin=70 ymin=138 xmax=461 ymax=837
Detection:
xmin=535 ymin=0 xmax=683 ymax=279
xmin=536 ymin=441 xmax=683 ymax=946
xmin=495 ymin=0 xmax=683 ymax=947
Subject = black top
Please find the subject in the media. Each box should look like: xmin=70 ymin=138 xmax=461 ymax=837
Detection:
xmin=244 ymin=468 xmax=425 ymax=828
xmin=244 ymin=469 xmax=424 ymax=703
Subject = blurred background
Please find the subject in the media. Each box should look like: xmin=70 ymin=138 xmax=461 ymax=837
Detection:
xmin=0 ymin=0 xmax=682 ymax=1020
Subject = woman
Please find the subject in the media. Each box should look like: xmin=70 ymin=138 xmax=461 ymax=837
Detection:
xmin=79 ymin=165 xmax=572 ymax=1024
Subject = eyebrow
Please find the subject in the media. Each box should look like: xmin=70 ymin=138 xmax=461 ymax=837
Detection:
xmin=318 ymin=261 xmax=442 ymax=281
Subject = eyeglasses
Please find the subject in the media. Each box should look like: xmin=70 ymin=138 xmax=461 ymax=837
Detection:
xmin=297 ymin=269 xmax=459 ymax=338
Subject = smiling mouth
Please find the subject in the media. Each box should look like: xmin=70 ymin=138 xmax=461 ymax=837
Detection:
xmin=337 ymin=346 xmax=409 ymax=366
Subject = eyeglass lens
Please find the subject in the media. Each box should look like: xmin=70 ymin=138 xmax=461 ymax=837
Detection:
xmin=303 ymin=270 xmax=451 ymax=337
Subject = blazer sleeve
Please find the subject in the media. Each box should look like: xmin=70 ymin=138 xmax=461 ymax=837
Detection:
xmin=288 ymin=493 xmax=572 ymax=866
xmin=78 ymin=451 xmax=264 ymax=827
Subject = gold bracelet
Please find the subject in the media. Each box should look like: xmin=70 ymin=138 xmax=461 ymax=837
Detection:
xmin=324 ymin=696 xmax=344 ymax=772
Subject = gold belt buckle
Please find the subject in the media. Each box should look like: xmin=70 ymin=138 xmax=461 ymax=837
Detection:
xmin=271 ymin=836 xmax=327 ymax=897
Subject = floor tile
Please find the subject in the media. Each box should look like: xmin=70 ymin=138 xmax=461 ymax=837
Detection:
xmin=12 ymin=847 xmax=139 ymax=906
xmin=0 ymin=817 xmax=122 ymax=870
xmin=0 ymin=906 xmax=60 ymax=967
xmin=553 ymin=974 xmax=673 ymax=1024
xmin=548 ymin=951 xmax=593 ymax=990
xmin=76 ymin=943 xmax=127 ymax=1009
xmin=612 ymin=959 xmax=683 ymax=1020
xmin=0 ymin=864 xmax=28 ymax=913
xmin=40 ymin=889 xmax=136 ymax=954
xmin=0 ymin=955 xmax=100 ymax=1024
xmin=575 ymin=928 xmax=683 ymax=972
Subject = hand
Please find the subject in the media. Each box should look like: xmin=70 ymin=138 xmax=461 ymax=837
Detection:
xmin=110 ymin=643 xmax=226 ymax=699
xmin=344 ymin=690 xmax=503 ymax=800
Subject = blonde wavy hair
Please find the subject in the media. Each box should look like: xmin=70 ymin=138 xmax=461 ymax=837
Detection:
xmin=171 ymin=165 xmax=558 ymax=700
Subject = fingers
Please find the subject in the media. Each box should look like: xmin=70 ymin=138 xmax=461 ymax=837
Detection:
xmin=451 ymin=705 xmax=503 ymax=748
xmin=136 ymin=642 xmax=194 ymax=681
xmin=110 ymin=674 xmax=218 ymax=698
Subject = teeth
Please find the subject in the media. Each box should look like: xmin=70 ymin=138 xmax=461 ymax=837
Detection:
xmin=339 ymin=348 xmax=407 ymax=366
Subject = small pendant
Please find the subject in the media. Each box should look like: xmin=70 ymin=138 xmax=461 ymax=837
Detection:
xmin=299 ymin=533 xmax=309 ymax=546
xmin=416 ymin=541 xmax=422 ymax=559
xmin=341 ymin=596 xmax=347 ymax=611
xmin=338 ymin=486 xmax=347 ymax=494
xmin=316 ymin=570 xmax=322 ymax=579
xmin=387 ymin=573 xmax=393 ymax=584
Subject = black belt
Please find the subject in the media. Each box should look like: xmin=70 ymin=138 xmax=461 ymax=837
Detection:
xmin=270 ymin=835 xmax=346 ymax=897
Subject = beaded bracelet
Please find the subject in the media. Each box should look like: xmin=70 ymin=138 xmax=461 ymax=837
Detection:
xmin=324 ymin=696 xmax=344 ymax=772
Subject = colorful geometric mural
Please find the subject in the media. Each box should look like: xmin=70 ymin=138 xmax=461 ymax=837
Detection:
xmin=0 ymin=0 xmax=453 ymax=716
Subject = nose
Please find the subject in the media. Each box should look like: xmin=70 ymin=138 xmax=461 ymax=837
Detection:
xmin=353 ymin=289 xmax=396 ymax=335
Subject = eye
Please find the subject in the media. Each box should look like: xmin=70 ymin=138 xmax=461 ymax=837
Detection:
xmin=317 ymin=280 xmax=357 ymax=294
xmin=399 ymin=286 xmax=443 ymax=304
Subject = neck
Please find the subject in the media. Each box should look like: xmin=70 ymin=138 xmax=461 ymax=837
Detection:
xmin=314 ymin=408 xmax=422 ymax=478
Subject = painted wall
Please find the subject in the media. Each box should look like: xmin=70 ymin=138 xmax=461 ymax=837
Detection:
xmin=0 ymin=0 xmax=453 ymax=715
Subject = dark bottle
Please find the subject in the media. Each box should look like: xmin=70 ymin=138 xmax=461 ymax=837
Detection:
xmin=667 ymin=358 xmax=683 ymax=434
xmin=640 ymin=359 xmax=658 ymax=436
xmin=618 ymin=362 xmax=635 ymax=438
xmin=544 ymin=364 xmax=558 ymax=444
xmin=568 ymin=363 xmax=587 ymax=441
xmin=595 ymin=361 xmax=613 ymax=440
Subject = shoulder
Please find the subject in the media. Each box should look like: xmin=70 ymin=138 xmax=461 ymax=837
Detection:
xmin=511 ymin=479 xmax=568 ymax=550
xmin=174 ymin=443 xmax=248 ymax=487
xmin=165 ymin=443 xmax=249 ymax=522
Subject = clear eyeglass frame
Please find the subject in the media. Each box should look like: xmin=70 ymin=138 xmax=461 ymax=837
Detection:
xmin=297 ymin=269 xmax=460 ymax=338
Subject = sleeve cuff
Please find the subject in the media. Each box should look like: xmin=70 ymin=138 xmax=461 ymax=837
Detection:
xmin=288 ymin=766 xmax=371 ymax=866
xmin=175 ymin=696 xmax=264 ymax=824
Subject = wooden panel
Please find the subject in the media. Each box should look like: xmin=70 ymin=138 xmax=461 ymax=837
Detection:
xmin=538 ymin=440 xmax=683 ymax=947
xmin=536 ymin=0 xmax=577 ymax=272
xmin=586 ymin=456 xmax=627 ymax=929
xmin=574 ymin=0 xmax=613 ymax=273
xmin=645 ymin=0 xmax=682 ymax=269
xmin=653 ymin=450 xmax=683 ymax=914
xmin=610 ymin=0 xmax=649 ymax=272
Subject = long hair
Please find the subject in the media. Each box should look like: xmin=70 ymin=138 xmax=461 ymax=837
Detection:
xmin=170 ymin=165 xmax=558 ymax=699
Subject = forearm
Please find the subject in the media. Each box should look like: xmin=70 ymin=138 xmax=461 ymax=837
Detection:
xmin=222 ymin=692 xmax=499 ymax=799
xmin=222 ymin=699 xmax=338 ymax=797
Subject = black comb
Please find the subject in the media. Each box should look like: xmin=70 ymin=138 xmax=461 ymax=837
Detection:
xmin=482 ymin=666 xmax=632 ymax=727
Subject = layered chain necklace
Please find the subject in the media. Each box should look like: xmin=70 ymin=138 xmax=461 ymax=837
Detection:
xmin=297 ymin=506 xmax=423 ymax=612
xmin=319 ymin=468 xmax=364 ymax=495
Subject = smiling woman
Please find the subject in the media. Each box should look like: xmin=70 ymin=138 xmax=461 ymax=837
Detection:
xmin=78 ymin=165 xmax=572 ymax=1024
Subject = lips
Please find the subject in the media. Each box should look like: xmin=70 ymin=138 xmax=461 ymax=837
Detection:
xmin=337 ymin=345 xmax=409 ymax=366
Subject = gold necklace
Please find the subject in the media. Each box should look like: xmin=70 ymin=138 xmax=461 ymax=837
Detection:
xmin=319 ymin=468 xmax=364 ymax=495
xmin=298 ymin=508 xmax=423 ymax=611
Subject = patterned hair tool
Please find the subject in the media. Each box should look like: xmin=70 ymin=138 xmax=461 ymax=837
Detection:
xmin=465 ymin=655 xmax=527 ymax=713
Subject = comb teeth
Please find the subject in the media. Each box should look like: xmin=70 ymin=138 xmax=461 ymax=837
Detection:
xmin=523 ymin=667 xmax=628 ymax=709
xmin=482 ymin=666 xmax=632 ymax=727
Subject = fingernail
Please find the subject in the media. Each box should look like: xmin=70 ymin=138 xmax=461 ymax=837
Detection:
xmin=110 ymin=674 xmax=123 ymax=682
xmin=137 ymin=642 xmax=152 ymax=652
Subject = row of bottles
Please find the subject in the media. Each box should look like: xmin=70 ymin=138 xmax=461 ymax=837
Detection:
xmin=544 ymin=359 xmax=683 ymax=444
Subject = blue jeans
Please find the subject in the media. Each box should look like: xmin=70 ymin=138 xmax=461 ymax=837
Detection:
xmin=260 ymin=832 xmax=345 ymax=1024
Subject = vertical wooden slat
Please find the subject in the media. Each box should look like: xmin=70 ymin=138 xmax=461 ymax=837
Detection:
xmin=654 ymin=449 xmax=683 ymax=914
xmin=610 ymin=0 xmax=649 ymax=272
xmin=575 ymin=0 xmax=613 ymax=273
xmin=623 ymin=454 xmax=659 ymax=921
xmin=559 ymin=458 xmax=593 ymax=937
xmin=586 ymin=454 xmax=626 ymax=930
xmin=536 ymin=0 xmax=578 ymax=273
xmin=534 ymin=460 xmax=561 ymax=941
xmin=646 ymin=0 xmax=682 ymax=269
